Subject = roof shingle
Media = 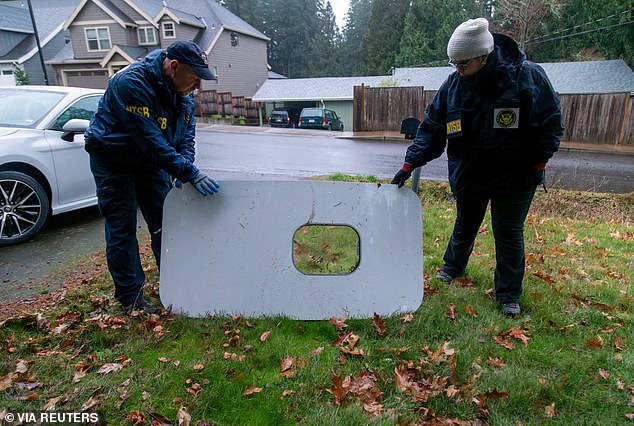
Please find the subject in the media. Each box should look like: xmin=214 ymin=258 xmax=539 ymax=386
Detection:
xmin=253 ymin=60 xmax=634 ymax=101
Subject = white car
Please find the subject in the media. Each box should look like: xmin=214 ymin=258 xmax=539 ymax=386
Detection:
xmin=0 ymin=85 xmax=104 ymax=246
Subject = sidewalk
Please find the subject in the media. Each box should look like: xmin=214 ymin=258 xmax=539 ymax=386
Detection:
xmin=197 ymin=124 xmax=634 ymax=155
xmin=344 ymin=130 xmax=634 ymax=155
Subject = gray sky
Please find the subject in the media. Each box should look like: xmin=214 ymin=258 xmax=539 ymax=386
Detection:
xmin=330 ymin=0 xmax=350 ymax=28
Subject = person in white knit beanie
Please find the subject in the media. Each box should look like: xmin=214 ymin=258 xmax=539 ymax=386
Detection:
xmin=446 ymin=18 xmax=495 ymax=77
xmin=447 ymin=18 xmax=495 ymax=62
xmin=393 ymin=17 xmax=563 ymax=318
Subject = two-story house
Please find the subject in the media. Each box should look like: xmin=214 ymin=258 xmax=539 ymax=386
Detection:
xmin=0 ymin=0 xmax=78 ymax=86
xmin=47 ymin=0 xmax=269 ymax=97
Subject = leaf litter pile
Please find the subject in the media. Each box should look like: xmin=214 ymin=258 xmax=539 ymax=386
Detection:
xmin=0 ymin=182 xmax=633 ymax=425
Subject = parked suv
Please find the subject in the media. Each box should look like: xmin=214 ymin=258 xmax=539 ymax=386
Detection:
xmin=298 ymin=108 xmax=344 ymax=131
xmin=268 ymin=107 xmax=300 ymax=128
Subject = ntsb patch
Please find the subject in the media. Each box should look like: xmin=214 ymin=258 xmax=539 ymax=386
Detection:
xmin=446 ymin=119 xmax=462 ymax=135
xmin=494 ymin=108 xmax=519 ymax=129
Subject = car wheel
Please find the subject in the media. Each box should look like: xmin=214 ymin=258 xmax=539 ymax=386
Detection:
xmin=0 ymin=171 xmax=50 ymax=246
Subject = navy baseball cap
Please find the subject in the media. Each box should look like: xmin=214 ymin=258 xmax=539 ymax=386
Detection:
xmin=166 ymin=40 xmax=215 ymax=80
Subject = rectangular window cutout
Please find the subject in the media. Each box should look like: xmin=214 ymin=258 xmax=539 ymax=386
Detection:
xmin=293 ymin=225 xmax=360 ymax=275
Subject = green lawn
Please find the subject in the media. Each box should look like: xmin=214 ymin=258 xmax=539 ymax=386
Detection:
xmin=1 ymin=177 xmax=632 ymax=425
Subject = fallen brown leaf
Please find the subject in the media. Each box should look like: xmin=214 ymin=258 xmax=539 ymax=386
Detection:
xmin=310 ymin=346 xmax=325 ymax=357
xmin=176 ymin=406 xmax=191 ymax=426
xmin=328 ymin=316 xmax=348 ymax=331
xmin=493 ymin=335 xmax=515 ymax=350
xmin=325 ymin=372 xmax=349 ymax=405
xmin=587 ymin=336 xmax=604 ymax=349
xmin=598 ymin=368 xmax=610 ymax=380
xmin=464 ymin=305 xmax=479 ymax=317
xmin=81 ymin=393 xmax=105 ymax=411
xmin=486 ymin=357 xmax=506 ymax=368
xmin=97 ymin=363 xmax=123 ymax=375
xmin=426 ymin=341 xmax=456 ymax=364
xmin=126 ymin=410 xmax=146 ymax=425
xmin=149 ymin=412 xmax=172 ymax=426
xmin=259 ymin=330 xmax=271 ymax=342
xmin=242 ymin=383 xmax=263 ymax=396
xmin=372 ymin=313 xmax=386 ymax=336
xmin=447 ymin=303 xmax=457 ymax=321
xmin=41 ymin=395 xmax=62 ymax=411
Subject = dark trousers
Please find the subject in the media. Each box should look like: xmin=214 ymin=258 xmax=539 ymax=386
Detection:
xmin=442 ymin=187 xmax=536 ymax=303
xmin=89 ymin=154 xmax=170 ymax=306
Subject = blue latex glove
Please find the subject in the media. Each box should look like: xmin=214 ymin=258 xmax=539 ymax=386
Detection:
xmin=173 ymin=179 xmax=183 ymax=188
xmin=190 ymin=172 xmax=220 ymax=196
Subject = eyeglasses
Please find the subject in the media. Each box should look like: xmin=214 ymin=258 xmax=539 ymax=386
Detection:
xmin=448 ymin=57 xmax=476 ymax=70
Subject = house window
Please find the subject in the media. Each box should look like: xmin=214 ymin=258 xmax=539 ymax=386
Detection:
xmin=230 ymin=32 xmax=239 ymax=47
xmin=85 ymin=27 xmax=110 ymax=51
xmin=2 ymin=70 xmax=13 ymax=75
xmin=162 ymin=22 xmax=175 ymax=39
xmin=137 ymin=27 xmax=156 ymax=45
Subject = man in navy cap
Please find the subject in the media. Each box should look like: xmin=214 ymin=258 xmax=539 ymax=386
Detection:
xmin=85 ymin=40 xmax=219 ymax=315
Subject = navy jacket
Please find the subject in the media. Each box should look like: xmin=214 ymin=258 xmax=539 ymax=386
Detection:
xmin=405 ymin=34 xmax=563 ymax=193
xmin=85 ymin=49 xmax=199 ymax=182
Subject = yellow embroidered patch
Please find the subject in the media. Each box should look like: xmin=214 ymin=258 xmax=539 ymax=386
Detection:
xmin=446 ymin=119 xmax=462 ymax=135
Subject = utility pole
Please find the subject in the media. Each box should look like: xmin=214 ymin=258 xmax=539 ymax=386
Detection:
xmin=26 ymin=0 xmax=49 ymax=85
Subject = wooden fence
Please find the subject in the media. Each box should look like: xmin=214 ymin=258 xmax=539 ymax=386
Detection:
xmin=559 ymin=93 xmax=633 ymax=144
xmin=353 ymin=85 xmax=429 ymax=132
xmin=194 ymin=90 xmax=263 ymax=120
xmin=354 ymin=86 xmax=633 ymax=146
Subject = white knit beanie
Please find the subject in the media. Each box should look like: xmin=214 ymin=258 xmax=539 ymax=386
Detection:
xmin=447 ymin=18 xmax=494 ymax=62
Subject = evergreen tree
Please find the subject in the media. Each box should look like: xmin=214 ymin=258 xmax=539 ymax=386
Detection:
xmin=14 ymin=66 xmax=30 ymax=85
xmin=340 ymin=0 xmax=374 ymax=75
xmin=360 ymin=0 xmax=410 ymax=75
xmin=220 ymin=0 xmax=263 ymax=29
xmin=308 ymin=1 xmax=343 ymax=76
xmin=396 ymin=0 xmax=485 ymax=67
xmin=222 ymin=0 xmax=633 ymax=78
xmin=526 ymin=0 xmax=633 ymax=66
xmin=223 ymin=0 xmax=342 ymax=77
xmin=260 ymin=0 xmax=313 ymax=77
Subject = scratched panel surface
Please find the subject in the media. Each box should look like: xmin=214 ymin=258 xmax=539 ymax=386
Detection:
xmin=160 ymin=181 xmax=423 ymax=319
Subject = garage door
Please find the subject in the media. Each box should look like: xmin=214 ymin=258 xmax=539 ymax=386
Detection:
xmin=0 ymin=69 xmax=15 ymax=86
xmin=65 ymin=70 xmax=108 ymax=89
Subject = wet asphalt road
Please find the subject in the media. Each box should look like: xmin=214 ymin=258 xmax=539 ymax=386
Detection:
xmin=196 ymin=129 xmax=633 ymax=194
xmin=1 ymin=128 xmax=632 ymax=302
